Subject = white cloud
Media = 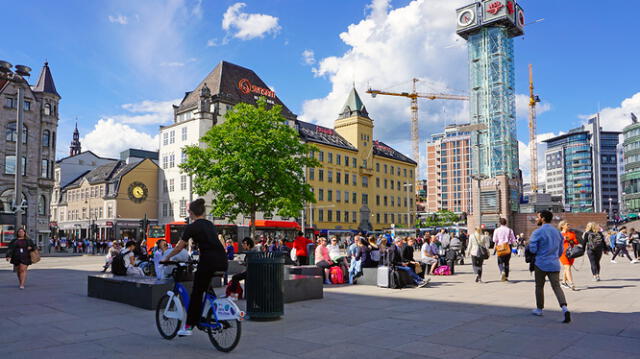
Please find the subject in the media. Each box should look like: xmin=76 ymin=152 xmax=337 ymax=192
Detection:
xmin=108 ymin=15 xmax=128 ymax=25
xmin=191 ymin=0 xmax=203 ymax=18
xmin=302 ymin=49 xmax=316 ymax=65
xmin=518 ymin=132 xmax=561 ymax=186
xmin=580 ymin=92 xmax=640 ymax=132
xmin=159 ymin=58 xmax=197 ymax=67
xmin=207 ymin=38 xmax=218 ymax=47
xmin=515 ymin=93 xmax=551 ymax=123
xmin=81 ymin=119 xmax=159 ymax=158
xmin=114 ymin=98 xmax=180 ymax=125
xmin=222 ymin=2 xmax=281 ymax=40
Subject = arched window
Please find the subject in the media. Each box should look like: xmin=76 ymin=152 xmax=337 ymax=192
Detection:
xmin=38 ymin=195 xmax=47 ymax=216
xmin=44 ymin=103 xmax=51 ymax=115
xmin=42 ymin=130 xmax=50 ymax=147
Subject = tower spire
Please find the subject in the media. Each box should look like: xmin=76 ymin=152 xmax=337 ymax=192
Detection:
xmin=70 ymin=121 xmax=81 ymax=156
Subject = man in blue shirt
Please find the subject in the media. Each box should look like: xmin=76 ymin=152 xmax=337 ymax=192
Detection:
xmin=528 ymin=210 xmax=571 ymax=323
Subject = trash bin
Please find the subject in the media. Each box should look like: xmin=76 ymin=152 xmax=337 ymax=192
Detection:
xmin=245 ymin=251 xmax=284 ymax=320
xmin=307 ymin=243 xmax=316 ymax=265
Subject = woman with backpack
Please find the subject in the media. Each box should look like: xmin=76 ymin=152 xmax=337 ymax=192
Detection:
xmin=467 ymin=227 xmax=490 ymax=283
xmin=558 ymin=221 xmax=578 ymax=291
xmin=584 ymin=222 xmax=607 ymax=281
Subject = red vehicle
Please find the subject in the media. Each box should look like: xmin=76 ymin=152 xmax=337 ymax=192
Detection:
xmin=0 ymin=225 xmax=15 ymax=249
xmin=146 ymin=221 xmax=187 ymax=253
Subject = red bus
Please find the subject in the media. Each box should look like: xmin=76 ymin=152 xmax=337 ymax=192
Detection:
xmin=0 ymin=225 xmax=15 ymax=249
xmin=146 ymin=221 xmax=187 ymax=252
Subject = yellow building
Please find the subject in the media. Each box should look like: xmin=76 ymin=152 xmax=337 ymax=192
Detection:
xmin=297 ymin=88 xmax=417 ymax=232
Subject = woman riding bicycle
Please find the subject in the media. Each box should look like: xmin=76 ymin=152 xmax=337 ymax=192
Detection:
xmin=162 ymin=198 xmax=228 ymax=336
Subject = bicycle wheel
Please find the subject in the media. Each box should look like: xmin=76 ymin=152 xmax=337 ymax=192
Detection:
xmin=206 ymin=308 xmax=241 ymax=352
xmin=156 ymin=294 xmax=181 ymax=339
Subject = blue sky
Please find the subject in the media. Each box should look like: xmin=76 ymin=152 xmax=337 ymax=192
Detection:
xmin=1 ymin=0 xmax=638 ymax=180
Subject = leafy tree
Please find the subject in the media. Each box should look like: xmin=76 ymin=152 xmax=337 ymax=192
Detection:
xmin=180 ymin=98 xmax=320 ymax=239
xmin=420 ymin=210 xmax=460 ymax=227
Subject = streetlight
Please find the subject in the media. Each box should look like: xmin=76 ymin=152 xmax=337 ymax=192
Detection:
xmin=609 ymin=197 xmax=613 ymax=220
xmin=0 ymin=60 xmax=31 ymax=231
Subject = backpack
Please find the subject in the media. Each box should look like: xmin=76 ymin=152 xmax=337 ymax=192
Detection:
xmin=225 ymin=280 xmax=244 ymax=300
xmin=330 ymin=266 xmax=345 ymax=284
xmin=587 ymin=232 xmax=605 ymax=250
xmin=111 ymin=250 xmax=130 ymax=276
xmin=433 ymin=265 xmax=451 ymax=276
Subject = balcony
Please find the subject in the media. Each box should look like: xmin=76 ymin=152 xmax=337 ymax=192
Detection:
xmin=359 ymin=166 xmax=373 ymax=176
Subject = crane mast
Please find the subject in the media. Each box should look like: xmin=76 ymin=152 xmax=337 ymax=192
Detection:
xmin=528 ymin=64 xmax=540 ymax=193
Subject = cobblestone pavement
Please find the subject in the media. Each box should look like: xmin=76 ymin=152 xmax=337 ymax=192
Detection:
xmin=1 ymin=253 xmax=640 ymax=359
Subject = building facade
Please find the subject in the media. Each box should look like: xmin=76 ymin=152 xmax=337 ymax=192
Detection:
xmin=52 ymin=150 xmax=159 ymax=241
xmin=425 ymin=124 xmax=472 ymax=214
xmin=622 ymin=118 xmax=640 ymax=213
xmin=0 ymin=62 xmax=59 ymax=245
xmin=298 ymin=88 xmax=417 ymax=231
xmin=544 ymin=116 xmax=620 ymax=214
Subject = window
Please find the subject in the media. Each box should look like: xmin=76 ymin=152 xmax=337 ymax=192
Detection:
xmin=328 ymin=152 xmax=333 ymax=163
xmin=352 ymin=211 xmax=357 ymax=223
xmin=4 ymin=97 xmax=15 ymax=108
xmin=179 ymin=199 xmax=187 ymax=217
xmin=376 ymin=177 xmax=380 ymax=187
xmin=318 ymin=169 xmax=324 ymax=181
xmin=21 ymin=157 xmax=26 ymax=176
xmin=384 ymin=196 xmax=388 ymax=206
xmin=42 ymin=130 xmax=50 ymax=147
xmin=41 ymin=159 xmax=50 ymax=178
xmin=345 ymin=191 xmax=349 ymax=203
xmin=344 ymin=211 xmax=349 ymax=223
xmin=38 ymin=195 xmax=46 ymax=216
xmin=318 ymin=209 xmax=324 ymax=222
xmin=181 ymin=127 xmax=187 ymax=141
xmin=376 ymin=213 xmax=380 ymax=223
xmin=327 ymin=190 xmax=333 ymax=202
xmin=336 ymin=154 xmax=341 ymax=165
xmin=384 ymin=179 xmax=388 ymax=189
xmin=390 ymin=166 xmax=394 ymax=176
xmin=376 ymin=163 xmax=380 ymax=172
xmin=352 ymin=158 xmax=357 ymax=168
xmin=352 ymin=192 xmax=357 ymax=204
xmin=327 ymin=210 xmax=333 ymax=222
xmin=107 ymin=205 xmax=113 ymax=218
xmin=169 ymin=153 xmax=175 ymax=167
xmin=24 ymin=101 xmax=31 ymax=111
xmin=162 ymin=203 xmax=169 ymax=217
xmin=309 ymin=168 xmax=315 ymax=181
xmin=319 ymin=151 xmax=324 ymax=162
xmin=181 ymin=151 xmax=186 ymax=163
xmin=180 ymin=175 xmax=187 ymax=191
xmin=169 ymin=179 xmax=174 ymax=192
xmin=6 ymin=123 xmax=27 ymax=143
xmin=82 ymin=207 xmax=87 ymax=219
xmin=336 ymin=171 xmax=341 ymax=184
xmin=384 ymin=164 xmax=388 ymax=173
xmin=336 ymin=210 xmax=341 ymax=222
xmin=344 ymin=173 xmax=349 ymax=185
xmin=99 ymin=207 xmax=103 ymax=218
xmin=328 ymin=170 xmax=333 ymax=183
xmin=352 ymin=174 xmax=357 ymax=186
xmin=163 ymin=132 xmax=168 ymax=146
xmin=318 ymin=189 xmax=324 ymax=201
xmin=397 ymin=181 xmax=401 ymax=190
xmin=44 ymin=103 xmax=51 ymax=115
xmin=404 ymin=168 xmax=407 ymax=177
xmin=169 ymin=130 xmax=175 ymax=144
xmin=376 ymin=195 xmax=380 ymax=206
xmin=163 ymin=180 xmax=168 ymax=193
xmin=162 ymin=156 xmax=168 ymax=169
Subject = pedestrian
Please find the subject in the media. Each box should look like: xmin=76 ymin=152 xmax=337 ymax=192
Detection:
xmin=47 ymin=237 xmax=54 ymax=253
xmin=611 ymin=227 xmax=638 ymax=263
xmin=558 ymin=221 xmax=579 ymax=291
xmin=528 ymin=210 xmax=571 ymax=323
xmin=492 ymin=218 xmax=517 ymax=282
xmin=583 ymin=222 xmax=607 ymax=281
xmin=467 ymin=227 xmax=490 ymax=283
xmin=5 ymin=228 xmax=37 ymax=289
xmin=292 ymin=231 xmax=312 ymax=266
xmin=629 ymin=228 xmax=640 ymax=260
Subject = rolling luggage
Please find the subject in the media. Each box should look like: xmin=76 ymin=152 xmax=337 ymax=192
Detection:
xmin=377 ymin=265 xmax=390 ymax=287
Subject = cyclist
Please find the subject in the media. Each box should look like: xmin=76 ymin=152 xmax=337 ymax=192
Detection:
xmin=162 ymin=198 xmax=228 ymax=336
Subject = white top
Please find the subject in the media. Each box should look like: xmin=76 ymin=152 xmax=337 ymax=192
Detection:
xmin=327 ymin=244 xmax=341 ymax=260
xmin=121 ymin=248 xmax=135 ymax=269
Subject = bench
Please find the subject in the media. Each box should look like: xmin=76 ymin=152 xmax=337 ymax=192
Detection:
xmin=284 ymin=274 xmax=323 ymax=303
xmin=356 ymin=267 xmax=379 ymax=285
xmin=286 ymin=265 xmax=322 ymax=277
xmin=87 ymin=274 xmax=222 ymax=310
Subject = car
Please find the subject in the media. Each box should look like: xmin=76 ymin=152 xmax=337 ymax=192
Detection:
xmin=627 ymin=213 xmax=639 ymax=221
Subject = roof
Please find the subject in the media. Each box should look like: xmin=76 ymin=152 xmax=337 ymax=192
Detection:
xmin=296 ymin=120 xmax=357 ymax=151
xmin=55 ymin=150 xmax=118 ymax=164
xmin=176 ymin=61 xmax=295 ymax=119
xmin=338 ymin=87 xmax=369 ymax=119
xmin=32 ymin=62 xmax=60 ymax=97
xmin=373 ymin=140 xmax=417 ymax=165
xmin=120 ymin=149 xmax=159 ymax=161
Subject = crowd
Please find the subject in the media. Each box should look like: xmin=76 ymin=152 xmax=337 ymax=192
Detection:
xmin=46 ymin=237 xmax=128 ymax=255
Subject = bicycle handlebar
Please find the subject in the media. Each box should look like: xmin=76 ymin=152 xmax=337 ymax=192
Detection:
xmin=159 ymin=260 xmax=199 ymax=266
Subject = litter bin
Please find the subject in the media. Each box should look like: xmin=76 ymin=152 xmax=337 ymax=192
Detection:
xmin=245 ymin=251 xmax=284 ymax=320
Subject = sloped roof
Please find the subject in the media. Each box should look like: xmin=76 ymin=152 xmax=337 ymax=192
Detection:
xmin=373 ymin=140 xmax=417 ymax=165
xmin=296 ymin=120 xmax=357 ymax=151
xmin=177 ymin=61 xmax=295 ymax=119
xmin=32 ymin=62 xmax=60 ymax=97
xmin=338 ymin=87 xmax=369 ymax=119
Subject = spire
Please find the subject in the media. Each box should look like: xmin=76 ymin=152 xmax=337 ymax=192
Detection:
xmin=32 ymin=61 xmax=60 ymax=97
xmin=338 ymin=87 xmax=369 ymax=119
xmin=70 ymin=122 xmax=81 ymax=156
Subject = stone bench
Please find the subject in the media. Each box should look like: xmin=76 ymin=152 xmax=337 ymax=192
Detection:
xmin=356 ymin=267 xmax=379 ymax=285
xmin=286 ymin=265 xmax=323 ymax=277
xmin=284 ymin=274 xmax=323 ymax=303
xmin=87 ymin=274 xmax=221 ymax=310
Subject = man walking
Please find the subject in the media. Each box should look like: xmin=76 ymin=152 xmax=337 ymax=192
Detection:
xmin=493 ymin=218 xmax=516 ymax=281
xmin=529 ymin=210 xmax=571 ymax=323
xmin=611 ymin=227 xmax=638 ymax=264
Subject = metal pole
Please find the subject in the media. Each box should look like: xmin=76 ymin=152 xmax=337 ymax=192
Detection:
xmin=14 ymin=85 xmax=24 ymax=230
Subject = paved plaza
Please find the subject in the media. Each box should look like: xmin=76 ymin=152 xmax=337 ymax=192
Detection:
xmin=1 ymin=254 xmax=640 ymax=359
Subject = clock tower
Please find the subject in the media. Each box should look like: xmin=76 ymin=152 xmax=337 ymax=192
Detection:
xmin=70 ymin=122 xmax=81 ymax=156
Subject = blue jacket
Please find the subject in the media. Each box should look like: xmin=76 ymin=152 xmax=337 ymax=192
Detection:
xmin=615 ymin=232 xmax=628 ymax=246
xmin=528 ymin=223 xmax=564 ymax=272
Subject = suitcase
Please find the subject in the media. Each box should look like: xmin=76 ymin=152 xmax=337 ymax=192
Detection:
xmin=390 ymin=268 xmax=413 ymax=289
xmin=377 ymin=266 xmax=391 ymax=287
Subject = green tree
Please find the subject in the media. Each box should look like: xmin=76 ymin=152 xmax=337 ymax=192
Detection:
xmin=180 ymin=98 xmax=320 ymax=239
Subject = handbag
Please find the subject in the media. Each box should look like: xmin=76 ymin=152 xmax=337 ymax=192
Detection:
xmin=414 ymin=262 xmax=423 ymax=274
xmin=566 ymin=244 xmax=585 ymax=259
xmin=478 ymin=246 xmax=490 ymax=260
xmin=496 ymin=243 xmax=511 ymax=257
xmin=290 ymin=247 xmax=297 ymax=262
xmin=30 ymin=249 xmax=41 ymax=264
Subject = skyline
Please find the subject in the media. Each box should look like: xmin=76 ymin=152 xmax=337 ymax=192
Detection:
xmin=2 ymin=0 xmax=639 ymax=183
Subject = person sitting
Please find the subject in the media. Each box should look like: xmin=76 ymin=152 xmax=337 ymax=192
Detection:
xmin=389 ymin=237 xmax=429 ymax=287
xmin=402 ymin=237 xmax=425 ymax=277
xmin=420 ymin=235 xmax=439 ymax=275
xmin=368 ymin=236 xmax=381 ymax=266
xmin=269 ymin=238 xmax=287 ymax=253
xmin=315 ymin=237 xmax=334 ymax=284
xmin=327 ymin=236 xmax=348 ymax=275
xmin=102 ymin=242 xmax=121 ymax=272
xmin=122 ymin=241 xmax=144 ymax=276
xmin=153 ymin=239 xmax=169 ymax=279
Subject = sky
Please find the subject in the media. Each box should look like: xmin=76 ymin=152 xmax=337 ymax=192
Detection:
xmin=2 ymin=0 xmax=639 ymax=183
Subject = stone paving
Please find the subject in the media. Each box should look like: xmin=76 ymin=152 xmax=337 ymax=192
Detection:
xmin=1 ymin=253 xmax=640 ymax=359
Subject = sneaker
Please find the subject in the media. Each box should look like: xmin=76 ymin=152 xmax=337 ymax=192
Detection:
xmin=501 ymin=273 xmax=507 ymax=282
xmin=632 ymin=259 xmax=639 ymax=264
xmin=177 ymin=326 xmax=193 ymax=336
xmin=562 ymin=311 xmax=571 ymax=323
xmin=560 ymin=281 xmax=570 ymax=289
xmin=324 ymin=280 xmax=331 ymax=285
xmin=596 ymin=275 xmax=601 ymax=281
xmin=418 ymin=278 xmax=431 ymax=288
xmin=610 ymin=260 xmax=617 ymax=264
xmin=531 ymin=308 xmax=543 ymax=316
xmin=592 ymin=276 xmax=598 ymax=282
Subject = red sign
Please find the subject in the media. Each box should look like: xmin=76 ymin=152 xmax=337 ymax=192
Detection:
xmin=315 ymin=126 xmax=334 ymax=135
xmin=49 ymin=221 xmax=58 ymax=227
xmin=487 ymin=1 xmax=504 ymax=15
xmin=517 ymin=9 xmax=525 ymax=27
xmin=237 ymin=78 xmax=275 ymax=98
xmin=106 ymin=221 xmax=113 ymax=226
xmin=506 ymin=1 xmax=515 ymax=14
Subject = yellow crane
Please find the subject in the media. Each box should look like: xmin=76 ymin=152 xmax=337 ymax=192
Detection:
xmin=366 ymin=78 xmax=469 ymax=183
xmin=528 ymin=64 xmax=541 ymax=193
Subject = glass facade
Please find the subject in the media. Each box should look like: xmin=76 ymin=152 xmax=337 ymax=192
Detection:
xmin=622 ymin=122 xmax=640 ymax=213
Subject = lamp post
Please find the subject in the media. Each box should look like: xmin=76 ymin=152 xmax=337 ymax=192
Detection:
xmin=0 ymin=61 xmax=31 ymax=231
xmin=403 ymin=183 xmax=413 ymax=227
xmin=608 ymin=197 xmax=613 ymax=220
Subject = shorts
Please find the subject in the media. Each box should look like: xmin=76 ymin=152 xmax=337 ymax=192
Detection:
xmin=421 ymin=257 xmax=437 ymax=265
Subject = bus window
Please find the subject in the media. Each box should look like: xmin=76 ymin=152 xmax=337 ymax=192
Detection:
xmin=169 ymin=224 xmax=185 ymax=246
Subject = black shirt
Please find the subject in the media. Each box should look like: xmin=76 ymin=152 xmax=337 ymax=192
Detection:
xmin=182 ymin=219 xmax=227 ymax=271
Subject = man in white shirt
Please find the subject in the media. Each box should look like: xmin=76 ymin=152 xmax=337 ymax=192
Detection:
xmin=122 ymin=241 xmax=144 ymax=276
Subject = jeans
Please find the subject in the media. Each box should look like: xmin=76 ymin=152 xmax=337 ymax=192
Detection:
xmin=348 ymin=259 xmax=361 ymax=284
xmin=611 ymin=245 xmax=632 ymax=261
xmin=497 ymin=253 xmax=511 ymax=278
xmin=534 ymin=266 xmax=567 ymax=310
xmin=586 ymin=248 xmax=602 ymax=275
xmin=471 ymin=255 xmax=484 ymax=278
xmin=395 ymin=266 xmax=422 ymax=284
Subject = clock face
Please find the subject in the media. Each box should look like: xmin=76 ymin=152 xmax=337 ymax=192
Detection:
xmin=128 ymin=182 xmax=148 ymax=203
xmin=457 ymin=8 xmax=475 ymax=27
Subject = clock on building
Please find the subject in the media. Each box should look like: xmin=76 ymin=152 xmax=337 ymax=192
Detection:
xmin=127 ymin=182 xmax=148 ymax=203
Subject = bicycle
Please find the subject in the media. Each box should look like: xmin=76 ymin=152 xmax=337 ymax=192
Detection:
xmin=155 ymin=261 xmax=244 ymax=352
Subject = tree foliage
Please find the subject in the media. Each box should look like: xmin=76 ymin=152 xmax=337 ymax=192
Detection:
xmin=179 ymin=98 xmax=320 ymax=238
xmin=420 ymin=210 xmax=460 ymax=227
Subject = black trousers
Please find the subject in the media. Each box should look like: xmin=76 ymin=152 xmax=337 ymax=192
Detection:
xmin=586 ymin=248 xmax=602 ymax=276
xmin=297 ymin=256 xmax=308 ymax=266
xmin=497 ymin=253 xmax=511 ymax=277
xmin=187 ymin=267 xmax=215 ymax=326
xmin=534 ymin=267 xmax=567 ymax=310
xmin=611 ymin=245 xmax=632 ymax=261
xmin=633 ymin=243 xmax=640 ymax=259
xmin=471 ymin=255 xmax=484 ymax=278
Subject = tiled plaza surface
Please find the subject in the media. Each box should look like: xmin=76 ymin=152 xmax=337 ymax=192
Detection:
xmin=1 ymin=253 xmax=640 ymax=359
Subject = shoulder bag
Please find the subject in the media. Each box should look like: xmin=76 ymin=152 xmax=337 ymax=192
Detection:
xmin=30 ymin=248 xmax=41 ymax=264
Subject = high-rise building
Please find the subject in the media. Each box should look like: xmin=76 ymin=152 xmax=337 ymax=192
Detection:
xmin=0 ymin=62 xmax=60 ymax=245
xmin=456 ymin=0 xmax=525 ymax=229
xmin=425 ymin=124 xmax=472 ymax=214
xmin=622 ymin=117 xmax=640 ymax=214
xmin=543 ymin=116 xmax=620 ymax=214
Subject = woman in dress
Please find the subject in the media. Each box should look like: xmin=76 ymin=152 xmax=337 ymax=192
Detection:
xmin=5 ymin=228 xmax=37 ymax=289
xmin=558 ymin=220 xmax=578 ymax=291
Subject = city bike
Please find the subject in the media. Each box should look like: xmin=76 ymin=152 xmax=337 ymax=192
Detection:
xmin=155 ymin=261 xmax=243 ymax=352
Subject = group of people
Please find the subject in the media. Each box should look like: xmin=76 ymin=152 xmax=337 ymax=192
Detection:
xmin=47 ymin=237 xmax=125 ymax=255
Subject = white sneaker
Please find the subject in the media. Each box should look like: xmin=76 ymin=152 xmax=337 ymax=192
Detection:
xmin=532 ymin=308 xmax=543 ymax=316
xmin=177 ymin=327 xmax=193 ymax=336
xmin=610 ymin=260 xmax=617 ymax=264
xmin=632 ymin=259 xmax=639 ymax=264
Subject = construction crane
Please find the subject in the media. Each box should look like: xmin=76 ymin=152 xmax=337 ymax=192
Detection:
xmin=366 ymin=78 xmax=469 ymax=184
xmin=528 ymin=64 xmax=541 ymax=193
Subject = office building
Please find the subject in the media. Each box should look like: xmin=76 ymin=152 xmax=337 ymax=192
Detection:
xmin=622 ymin=117 xmax=640 ymax=213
